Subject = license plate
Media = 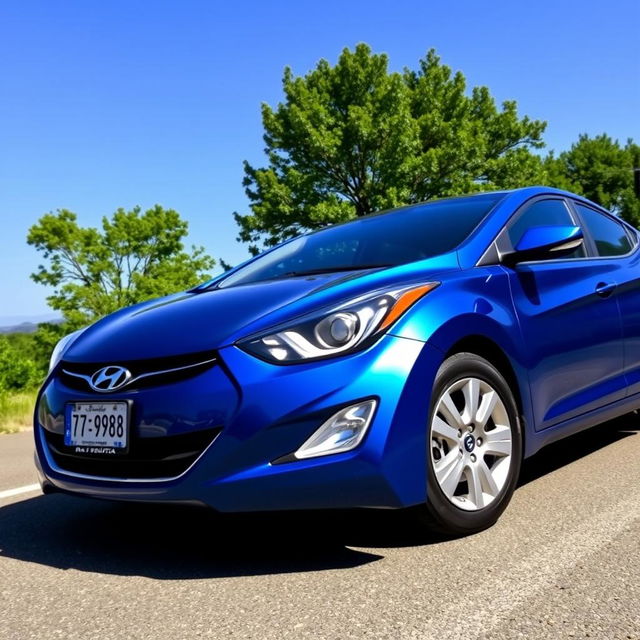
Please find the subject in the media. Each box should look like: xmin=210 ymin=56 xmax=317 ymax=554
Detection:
xmin=64 ymin=402 xmax=129 ymax=454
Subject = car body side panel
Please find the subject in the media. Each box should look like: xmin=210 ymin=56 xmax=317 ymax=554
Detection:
xmin=612 ymin=247 xmax=640 ymax=397
xmin=386 ymin=259 xmax=631 ymax=455
xmin=505 ymin=259 xmax=625 ymax=430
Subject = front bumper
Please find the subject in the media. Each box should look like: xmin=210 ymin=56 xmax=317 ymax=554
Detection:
xmin=35 ymin=335 xmax=442 ymax=511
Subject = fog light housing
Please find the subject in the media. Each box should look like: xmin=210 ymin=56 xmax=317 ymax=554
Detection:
xmin=294 ymin=399 xmax=377 ymax=460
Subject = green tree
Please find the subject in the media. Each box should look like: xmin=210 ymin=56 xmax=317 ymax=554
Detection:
xmin=0 ymin=335 xmax=39 ymax=391
xmin=31 ymin=322 xmax=67 ymax=373
xmin=28 ymin=205 xmax=215 ymax=327
xmin=545 ymin=134 xmax=640 ymax=226
xmin=234 ymin=44 xmax=547 ymax=254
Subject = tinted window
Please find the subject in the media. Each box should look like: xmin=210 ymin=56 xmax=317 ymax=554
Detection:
xmin=575 ymin=204 xmax=632 ymax=257
xmin=507 ymin=199 xmax=585 ymax=259
xmin=219 ymin=193 xmax=504 ymax=288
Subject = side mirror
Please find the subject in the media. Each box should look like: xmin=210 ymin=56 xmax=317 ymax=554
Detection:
xmin=503 ymin=225 xmax=583 ymax=266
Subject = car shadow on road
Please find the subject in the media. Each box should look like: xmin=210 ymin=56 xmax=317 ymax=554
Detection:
xmin=0 ymin=414 xmax=637 ymax=579
xmin=0 ymin=494 xmax=395 ymax=578
xmin=518 ymin=411 xmax=639 ymax=486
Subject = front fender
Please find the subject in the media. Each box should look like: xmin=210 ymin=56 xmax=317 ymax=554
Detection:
xmin=388 ymin=266 xmax=535 ymax=453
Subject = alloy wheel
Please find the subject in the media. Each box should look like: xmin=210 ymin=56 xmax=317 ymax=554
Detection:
xmin=430 ymin=377 xmax=513 ymax=511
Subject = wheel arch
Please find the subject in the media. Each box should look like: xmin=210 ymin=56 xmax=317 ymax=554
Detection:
xmin=444 ymin=336 xmax=520 ymax=407
xmin=442 ymin=335 xmax=527 ymax=449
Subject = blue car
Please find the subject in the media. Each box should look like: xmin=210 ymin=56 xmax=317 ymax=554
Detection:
xmin=34 ymin=186 xmax=639 ymax=535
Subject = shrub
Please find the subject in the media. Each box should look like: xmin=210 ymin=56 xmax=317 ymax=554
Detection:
xmin=0 ymin=335 xmax=41 ymax=391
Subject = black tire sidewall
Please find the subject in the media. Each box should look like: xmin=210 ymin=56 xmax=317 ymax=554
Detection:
xmin=425 ymin=352 xmax=522 ymax=535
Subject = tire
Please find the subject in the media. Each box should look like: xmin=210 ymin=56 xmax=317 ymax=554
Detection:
xmin=417 ymin=352 xmax=522 ymax=537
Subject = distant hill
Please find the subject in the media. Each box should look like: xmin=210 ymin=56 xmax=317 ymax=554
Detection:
xmin=0 ymin=314 xmax=63 ymax=335
xmin=0 ymin=322 xmax=40 ymax=334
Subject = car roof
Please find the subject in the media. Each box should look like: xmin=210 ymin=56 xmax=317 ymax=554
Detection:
xmin=362 ymin=186 xmax=594 ymax=218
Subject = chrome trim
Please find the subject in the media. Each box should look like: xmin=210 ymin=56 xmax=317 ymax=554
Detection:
xmin=61 ymin=356 xmax=217 ymax=393
xmin=549 ymin=237 xmax=584 ymax=252
xmin=37 ymin=424 xmax=222 ymax=484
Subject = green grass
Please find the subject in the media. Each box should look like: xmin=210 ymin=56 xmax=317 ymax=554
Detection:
xmin=0 ymin=389 xmax=37 ymax=434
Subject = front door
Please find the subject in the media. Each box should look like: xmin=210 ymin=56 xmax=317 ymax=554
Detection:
xmin=502 ymin=197 xmax=625 ymax=430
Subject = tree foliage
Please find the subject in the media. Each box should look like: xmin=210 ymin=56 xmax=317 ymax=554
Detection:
xmin=0 ymin=334 xmax=40 ymax=391
xmin=235 ymin=44 xmax=547 ymax=253
xmin=28 ymin=205 xmax=214 ymax=327
xmin=545 ymin=134 xmax=640 ymax=226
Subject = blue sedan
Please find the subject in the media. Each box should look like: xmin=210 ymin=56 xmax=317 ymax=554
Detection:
xmin=34 ymin=186 xmax=639 ymax=535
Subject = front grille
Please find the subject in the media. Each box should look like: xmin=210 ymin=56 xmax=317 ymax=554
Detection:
xmin=43 ymin=427 xmax=221 ymax=480
xmin=59 ymin=350 xmax=217 ymax=393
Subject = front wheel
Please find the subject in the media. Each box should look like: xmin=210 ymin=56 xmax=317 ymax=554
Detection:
xmin=418 ymin=352 xmax=523 ymax=536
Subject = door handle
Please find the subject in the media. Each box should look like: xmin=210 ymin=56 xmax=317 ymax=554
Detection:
xmin=595 ymin=282 xmax=617 ymax=298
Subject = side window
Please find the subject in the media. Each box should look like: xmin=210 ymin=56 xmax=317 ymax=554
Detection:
xmin=507 ymin=199 xmax=585 ymax=259
xmin=574 ymin=204 xmax=633 ymax=257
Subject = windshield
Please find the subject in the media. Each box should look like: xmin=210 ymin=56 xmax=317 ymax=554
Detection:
xmin=218 ymin=192 xmax=504 ymax=288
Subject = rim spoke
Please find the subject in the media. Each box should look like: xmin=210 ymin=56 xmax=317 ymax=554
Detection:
xmin=431 ymin=415 xmax=459 ymax=443
xmin=434 ymin=448 xmax=459 ymax=477
xmin=484 ymin=439 xmax=511 ymax=456
xmin=476 ymin=390 xmax=498 ymax=429
xmin=484 ymin=424 xmax=512 ymax=456
xmin=438 ymin=392 xmax=465 ymax=429
xmin=439 ymin=458 xmax=465 ymax=498
xmin=462 ymin=378 xmax=480 ymax=424
xmin=467 ymin=464 xmax=484 ymax=508
xmin=485 ymin=423 xmax=511 ymax=441
xmin=477 ymin=460 xmax=499 ymax=497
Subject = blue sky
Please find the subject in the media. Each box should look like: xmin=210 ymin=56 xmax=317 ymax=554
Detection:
xmin=1 ymin=0 xmax=639 ymax=318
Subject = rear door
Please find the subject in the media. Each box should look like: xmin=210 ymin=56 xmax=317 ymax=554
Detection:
xmin=570 ymin=201 xmax=640 ymax=397
xmin=500 ymin=197 xmax=625 ymax=430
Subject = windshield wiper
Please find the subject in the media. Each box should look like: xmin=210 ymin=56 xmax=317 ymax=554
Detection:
xmin=277 ymin=264 xmax=393 ymax=278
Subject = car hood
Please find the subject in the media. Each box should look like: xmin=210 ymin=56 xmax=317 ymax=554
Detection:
xmin=63 ymin=257 xmax=459 ymax=362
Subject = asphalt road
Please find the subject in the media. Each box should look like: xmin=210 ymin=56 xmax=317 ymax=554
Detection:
xmin=0 ymin=419 xmax=639 ymax=640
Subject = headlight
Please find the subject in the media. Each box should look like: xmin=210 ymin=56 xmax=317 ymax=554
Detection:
xmin=239 ymin=282 xmax=439 ymax=363
xmin=49 ymin=328 xmax=85 ymax=372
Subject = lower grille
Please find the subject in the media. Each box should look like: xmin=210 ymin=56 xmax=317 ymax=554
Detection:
xmin=42 ymin=427 xmax=221 ymax=480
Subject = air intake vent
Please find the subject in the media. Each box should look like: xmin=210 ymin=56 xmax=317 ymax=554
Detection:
xmin=43 ymin=426 xmax=221 ymax=480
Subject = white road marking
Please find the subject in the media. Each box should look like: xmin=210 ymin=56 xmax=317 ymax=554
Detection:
xmin=0 ymin=483 xmax=41 ymax=500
